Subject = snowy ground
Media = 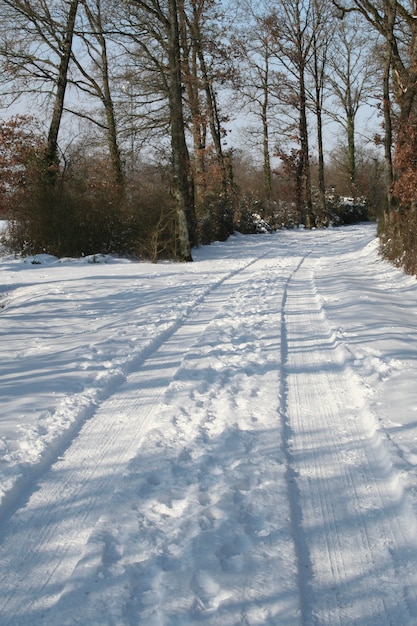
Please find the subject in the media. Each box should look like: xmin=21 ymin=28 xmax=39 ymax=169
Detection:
xmin=1 ymin=223 xmax=417 ymax=625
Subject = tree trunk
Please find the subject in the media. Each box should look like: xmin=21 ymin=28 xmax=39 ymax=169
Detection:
xmin=383 ymin=44 xmax=394 ymax=216
xmin=346 ymin=109 xmax=356 ymax=189
xmin=299 ymin=72 xmax=313 ymax=227
xmin=45 ymin=0 xmax=79 ymax=168
xmin=186 ymin=1 xmax=227 ymax=190
xmin=261 ymin=52 xmax=272 ymax=199
xmin=178 ymin=3 xmax=206 ymax=216
xmin=187 ymin=2 xmax=233 ymax=239
xmin=311 ymin=19 xmax=327 ymax=219
xmin=167 ymin=0 xmax=195 ymax=260
xmin=295 ymin=2 xmax=313 ymax=227
xmin=85 ymin=0 xmax=124 ymax=185
xmin=262 ymin=105 xmax=272 ymax=199
xmin=195 ymin=38 xmax=228 ymax=188
xmin=316 ymin=102 xmax=326 ymax=217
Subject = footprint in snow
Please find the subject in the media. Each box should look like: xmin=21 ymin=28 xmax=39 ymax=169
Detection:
xmin=192 ymin=571 xmax=232 ymax=614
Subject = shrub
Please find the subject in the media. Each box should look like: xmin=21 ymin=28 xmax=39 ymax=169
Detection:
xmin=0 ymin=115 xmax=44 ymax=219
xmin=379 ymin=210 xmax=417 ymax=276
xmin=326 ymin=195 xmax=369 ymax=226
xmin=2 ymin=136 xmax=183 ymax=261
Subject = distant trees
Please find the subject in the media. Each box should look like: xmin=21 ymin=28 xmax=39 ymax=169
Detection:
xmin=268 ymin=0 xmax=316 ymax=227
xmin=1 ymin=0 xmax=412 ymax=263
xmin=326 ymin=14 xmax=376 ymax=192
xmin=232 ymin=5 xmax=281 ymax=201
xmin=75 ymin=0 xmax=124 ymax=185
xmin=308 ymin=0 xmax=332 ymax=219
xmin=332 ymin=0 xmax=417 ymax=273
xmin=177 ymin=0 xmax=235 ymax=244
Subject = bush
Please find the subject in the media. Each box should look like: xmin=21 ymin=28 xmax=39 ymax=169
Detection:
xmin=2 ymin=142 xmax=183 ymax=261
xmin=234 ymin=194 xmax=266 ymax=234
xmin=379 ymin=210 xmax=417 ymax=276
xmin=196 ymin=189 xmax=235 ymax=243
xmin=5 ymin=156 xmax=128 ymax=257
xmin=0 ymin=115 xmax=45 ymax=219
xmin=325 ymin=193 xmax=369 ymax=226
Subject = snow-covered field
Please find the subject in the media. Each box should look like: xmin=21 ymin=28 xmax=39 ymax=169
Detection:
xmin=1 ymin=223 xmax=417 ymax=625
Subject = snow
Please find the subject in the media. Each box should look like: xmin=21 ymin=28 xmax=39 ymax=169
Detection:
xmin=1 ymin=223 xmax=417 ymax=624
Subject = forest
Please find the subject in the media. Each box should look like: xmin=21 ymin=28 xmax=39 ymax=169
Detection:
xmin=0 ymin=0 xmax=416 ymax=270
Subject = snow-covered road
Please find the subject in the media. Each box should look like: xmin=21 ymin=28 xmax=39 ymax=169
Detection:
xmin=1 ymin=224 xmax=417 ymax=625
xmin=284 ymin=254 xmax=417 ymax=624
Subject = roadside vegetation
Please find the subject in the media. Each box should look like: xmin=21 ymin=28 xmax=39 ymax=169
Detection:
xmin=0 ymin=1 xmax=415 ymax=270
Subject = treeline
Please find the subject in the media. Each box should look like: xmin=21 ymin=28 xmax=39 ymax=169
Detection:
xmin=0 ymin=1 xmax=413 ymax=267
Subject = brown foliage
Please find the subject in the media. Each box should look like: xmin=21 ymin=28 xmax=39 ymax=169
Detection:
xmin=192 ymin=146 xmax=235 ymax=244
xmin=391 ymin=118 xmax=417 ymax=209
xmin=0 ymin=116 xmax=45 ymax=217
xmin=379 ymin=115 xmax=417 ymax=276
xmin=3 ymin=141 xmax=181 ymax=261
xmin=379 ymin=210 xmax=417 ymax=276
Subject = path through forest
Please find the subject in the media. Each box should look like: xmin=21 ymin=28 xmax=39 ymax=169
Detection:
xmin=1 ymin=225 xmax=417 ymax=624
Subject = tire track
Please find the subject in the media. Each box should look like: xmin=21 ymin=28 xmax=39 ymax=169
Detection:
xmin=44 ymin=249 xmax=302 ymax=626
xmin=282 ymin=254 xmax=417 ymax=625
xmin=280 ymin=253 xmax=315 ymax=626
xmin=0 ymin=252 xmax=278 ymax=625
xmin=0 ymin=254 xmax=267 ymax=527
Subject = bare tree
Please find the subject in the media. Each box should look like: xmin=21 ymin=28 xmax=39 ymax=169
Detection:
xmin=307 ymin=0 xmax=333 ymax=218
xmin=331 ymin=0 xmax=417 ymax=197
xmin=268 ymin=0 xmax=315 ymax=227
xmin=71 ymin=0 xmax=124 ymax=184
xmin=168 ymin=0 xmax=196 ymax=258
xmin=179 ymin=0 xmax=234 ymax=240
xmin=233 ymin=6 xmax=281 ymax=199
xmin=326 ymin=12 xmax=377 ymax=191
xmin=1 ymin=0 xmax=80 ymax=168
xmin=0 ymin=0 xmax=123 ymax=182
xmin=331 ymin=0 xmax=417 ymax=272
xmin=381 ymin=38 xmax=394 ymax=214
xmin=47 ymin=0 xmax=79 ymax=167
xmin=121 ymin=0 xmax=195 ymax=260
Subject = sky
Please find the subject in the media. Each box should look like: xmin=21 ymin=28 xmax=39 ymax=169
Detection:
xmin=1 ymin=223 xmax=417 ymax=624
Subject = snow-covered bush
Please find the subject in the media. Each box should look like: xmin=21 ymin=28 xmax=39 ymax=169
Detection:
xmin=325 ymin=192 xmax=369 ymax=226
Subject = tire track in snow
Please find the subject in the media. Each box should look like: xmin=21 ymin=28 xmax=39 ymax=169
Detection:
xmin=0 ymin=254 xmax=266 ymax=527
xmin=280 ymin=252 xmax=315 ymax=626
xmin=0 ymin=253 xmax=276 ymax=625
xmin=47 ymin=250 xmax=302 ymax=626
xmin=283 ymin=255 xmax=417 ymax=625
